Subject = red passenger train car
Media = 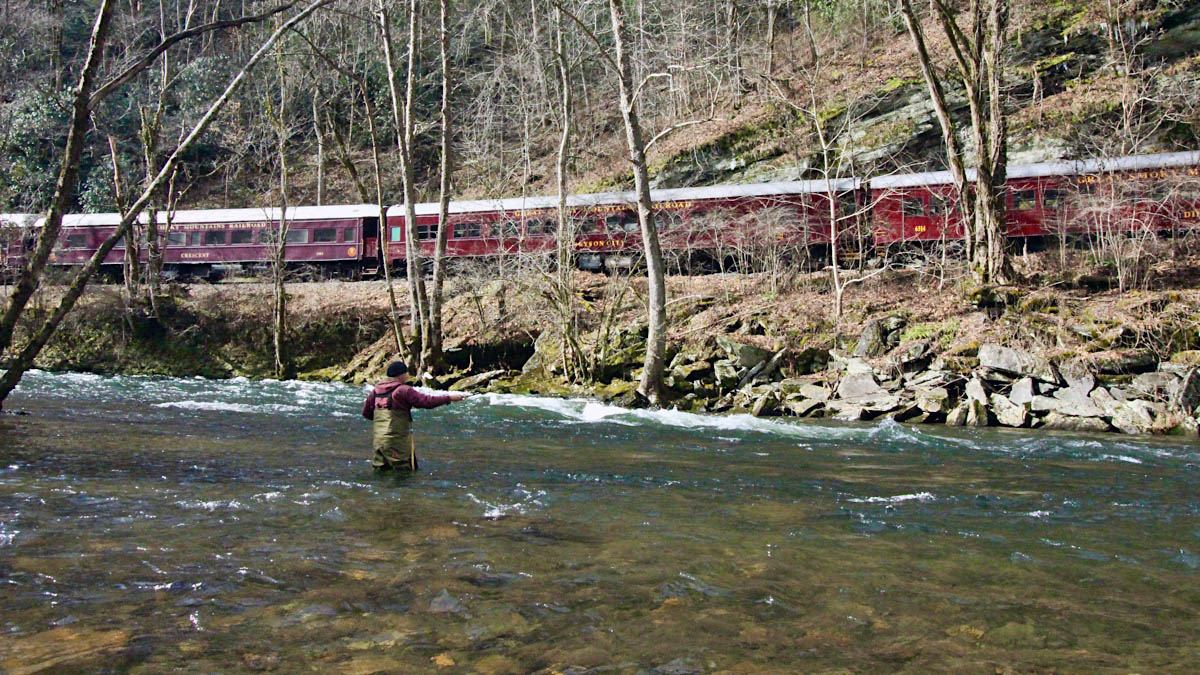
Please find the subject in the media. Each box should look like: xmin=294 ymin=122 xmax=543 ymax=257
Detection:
xmin=869 ymin=151 xmax=1200 ymax=244
xmin=376 ymin=179 xmax=858 ymax=271
xmin=4 ymin=150 xmax=1197 ymax=279
xmin=45 ymin=205 xmax=380 ymax=280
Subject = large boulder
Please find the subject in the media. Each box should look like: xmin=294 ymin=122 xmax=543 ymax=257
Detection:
xmin=915 ymin=386 xmax=950 ymax=414
xmin=1040 ymin=412 xmax=1110 ymax=432
xmin=1009 ymin=377 xmax=1036 ymax=406
xmin=854 ymin=316 xmax=907 ymax=358
xmin=783 ymin=397 xmax=824 ymax=417
xmin=945 ymin=402 xmax=969 ymax=426
xmin=1070 ymin=349 xmax=1158 ymax=375
xmin=1178 ymin=369 xmax=1200 ymax=412
xmin=965 ymin=376 xmax=989 ymax=405
xmin=893 ymin=339 xmax=933 ymax=372
xmin=1131 ymin=371 xmax=1182 ymax=402
xmin=1089 ymin=386 xmax=1122 ymax=416
xmin=1053 ymin=379 xmax=1105 ymax=418
xmin=793 ymin=347 xmax=832 ymax=375
xmin=799 ymin=384 xmax=833 ymax=402
xmin=449 ymin=369 xmax=507 ymax=392
xmin=990 ymin=393 xmax=1030 ymax=428
xmin=837 ymin=372 xmax=886 ymax=400
xmin=716 ymin=336 xmax=773 ymax=370
xmin=713 ymin=360 xmax=740 ymax=389
xmin=965 ymin=398 xmax=990 ymax=427
xmin=520 ymin=331 xmax=561 ymax=376
xmin=978 ymin=344 xmax=1060 ymax=385
xmin=1111 ymin=400 xmax=1163 ymax=435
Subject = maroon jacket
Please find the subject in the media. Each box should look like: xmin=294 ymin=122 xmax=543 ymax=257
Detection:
xmin=362 ymin=381 xmax=452 ymax=420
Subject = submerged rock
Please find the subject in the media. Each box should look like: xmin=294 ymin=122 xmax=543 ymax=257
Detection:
xmin=429 ymin=589 xmax=466 ymax=615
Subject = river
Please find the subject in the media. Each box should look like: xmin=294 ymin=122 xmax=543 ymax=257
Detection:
xmin=1 ymin=370 xmax=1198 ymax=672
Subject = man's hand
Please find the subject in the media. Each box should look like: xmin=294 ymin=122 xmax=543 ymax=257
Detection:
xmin=448 ymin=392 xmax=468 ymax=402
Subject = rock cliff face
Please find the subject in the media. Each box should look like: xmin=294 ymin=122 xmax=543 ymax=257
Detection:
xmin=646 ymin=3 xmax=1200 ymax=189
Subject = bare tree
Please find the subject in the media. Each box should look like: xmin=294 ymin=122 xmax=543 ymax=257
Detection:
xmin=899 ymin=0 xmax=1010 ymax=286
xmin=0 ymin=0 xmax=300 ymax=361
xmin=0 ymin=0 xmax=333 ymax=409
xmin=608 ymin=0 xmax=668 ymax=405
xmin=425 ymin=0 xmax=453 ymax=369
xmin=268 ymin=45 xmax=296 ymax=380
xmin=379 ymin=0 xmax=431 ymax=373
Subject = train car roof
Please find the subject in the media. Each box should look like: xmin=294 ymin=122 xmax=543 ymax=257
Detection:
xmin=53 ymin=204 xmax=383 ymax=227
xmin=0 ymin=214 xmax=39 ymax=227
xmin=398 ymin=178 xmax=862 ymax=217
xmin=869 ymin=151 xmax=1200 ymax=189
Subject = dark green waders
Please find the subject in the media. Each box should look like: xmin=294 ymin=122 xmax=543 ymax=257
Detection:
xmin=372 ymin=408 xmax=418 ymax=471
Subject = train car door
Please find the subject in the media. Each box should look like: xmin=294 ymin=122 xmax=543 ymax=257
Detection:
xmin=362 ymin=217 xmax=379 ymax=261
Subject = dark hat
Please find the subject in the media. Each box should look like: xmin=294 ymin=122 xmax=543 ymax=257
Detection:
xmin=386 ymin=361 xmax=409 ymax=377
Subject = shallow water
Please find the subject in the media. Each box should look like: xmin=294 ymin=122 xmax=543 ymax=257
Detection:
xmin=2 ymin=370 xmax=1199 ymax=673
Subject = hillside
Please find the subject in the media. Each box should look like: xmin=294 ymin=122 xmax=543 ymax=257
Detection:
xmin=2 ymin=1 xmax=1198 ymax=213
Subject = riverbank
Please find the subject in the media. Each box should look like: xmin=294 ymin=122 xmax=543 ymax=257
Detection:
xmin=7 ymin=248 xmax=1200 ymax=437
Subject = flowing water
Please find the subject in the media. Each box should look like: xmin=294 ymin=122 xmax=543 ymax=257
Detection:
xmin=2 ymin=370 xmax=1199 ymax=673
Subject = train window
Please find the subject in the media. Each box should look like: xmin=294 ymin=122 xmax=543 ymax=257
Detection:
xmin=285 ymin=229 xmax=309 ymax=244
xmin=493 ymin=221 xmax=520 ymax=239
xmin=527 ymin=219 xmax=555 ymax=236
xmin=902 ymin=197 xmax=925 ymax=217
xmin=621 ymin=216 xmax=639 ymax=233
xmin=113 ymin=235 xmax=125 ymax=249
xmin=342 ymin=227 xmax=355 ymax=242
xmin=390 ymin=226 xmax=403 ymax=242
xmin=230 ymin=229 xmax=253 ymax=245
xmin=1042 ymin=188 xmax=1067 ymax=210
xmin=63 ymin=234 xmax=87 ymax=248
xmin=166 ymin=232 xmax=186 ymax=246
xmin=203 ymin=230 xmax=226 ymax=246
xmin=418 ymin=223 xmax=438 ymax=240
xmin=451 ymin=222 xmax=480 ymax=237
xmin=929 ymin=194 xmax=954 ymax=216
xmin=313 ymin=228 xmax=337 ymax=243
xmin=188 ymin=232 xmax=201 ymax=246
xmin=1011 ymin=189 xmax=1038 ymax=211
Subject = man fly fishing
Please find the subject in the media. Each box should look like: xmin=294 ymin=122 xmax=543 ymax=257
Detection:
xmin=361 ymin=361 xmax=467 ymax=471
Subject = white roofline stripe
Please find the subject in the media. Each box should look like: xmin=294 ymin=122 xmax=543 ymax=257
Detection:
xmin=869 ymin=151 xmax=1200 ymax=189
xmin=19 ymin=151 xmax=1197 ymax=228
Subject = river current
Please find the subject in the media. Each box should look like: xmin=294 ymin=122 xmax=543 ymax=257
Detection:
xmin=1 ymin=370 xmax=1198 ymax=672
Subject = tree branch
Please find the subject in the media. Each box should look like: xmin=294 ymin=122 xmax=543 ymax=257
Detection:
xmin=89 ymin=2 xmax=298 ymax=109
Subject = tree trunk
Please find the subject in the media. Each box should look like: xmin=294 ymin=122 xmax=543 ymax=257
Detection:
xmin=426 ymin=0 xmax=452 ymax=370
xmin=272 ymin=56 xmax=294 ymax=380
xmin=379 ymin=0 xmax=429 ymax=373
xmin=0 ymin=0 xmax=115 ymax=357
xmin=899 ymin=0 xmax=1009 ymax=286
xmin=608 ymin=0 xmax=667 ymax=406
xmin=0 ymin=0 xmax=329 ymax=409
xmin=313 ymin=96 xmax=324 ymax=206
